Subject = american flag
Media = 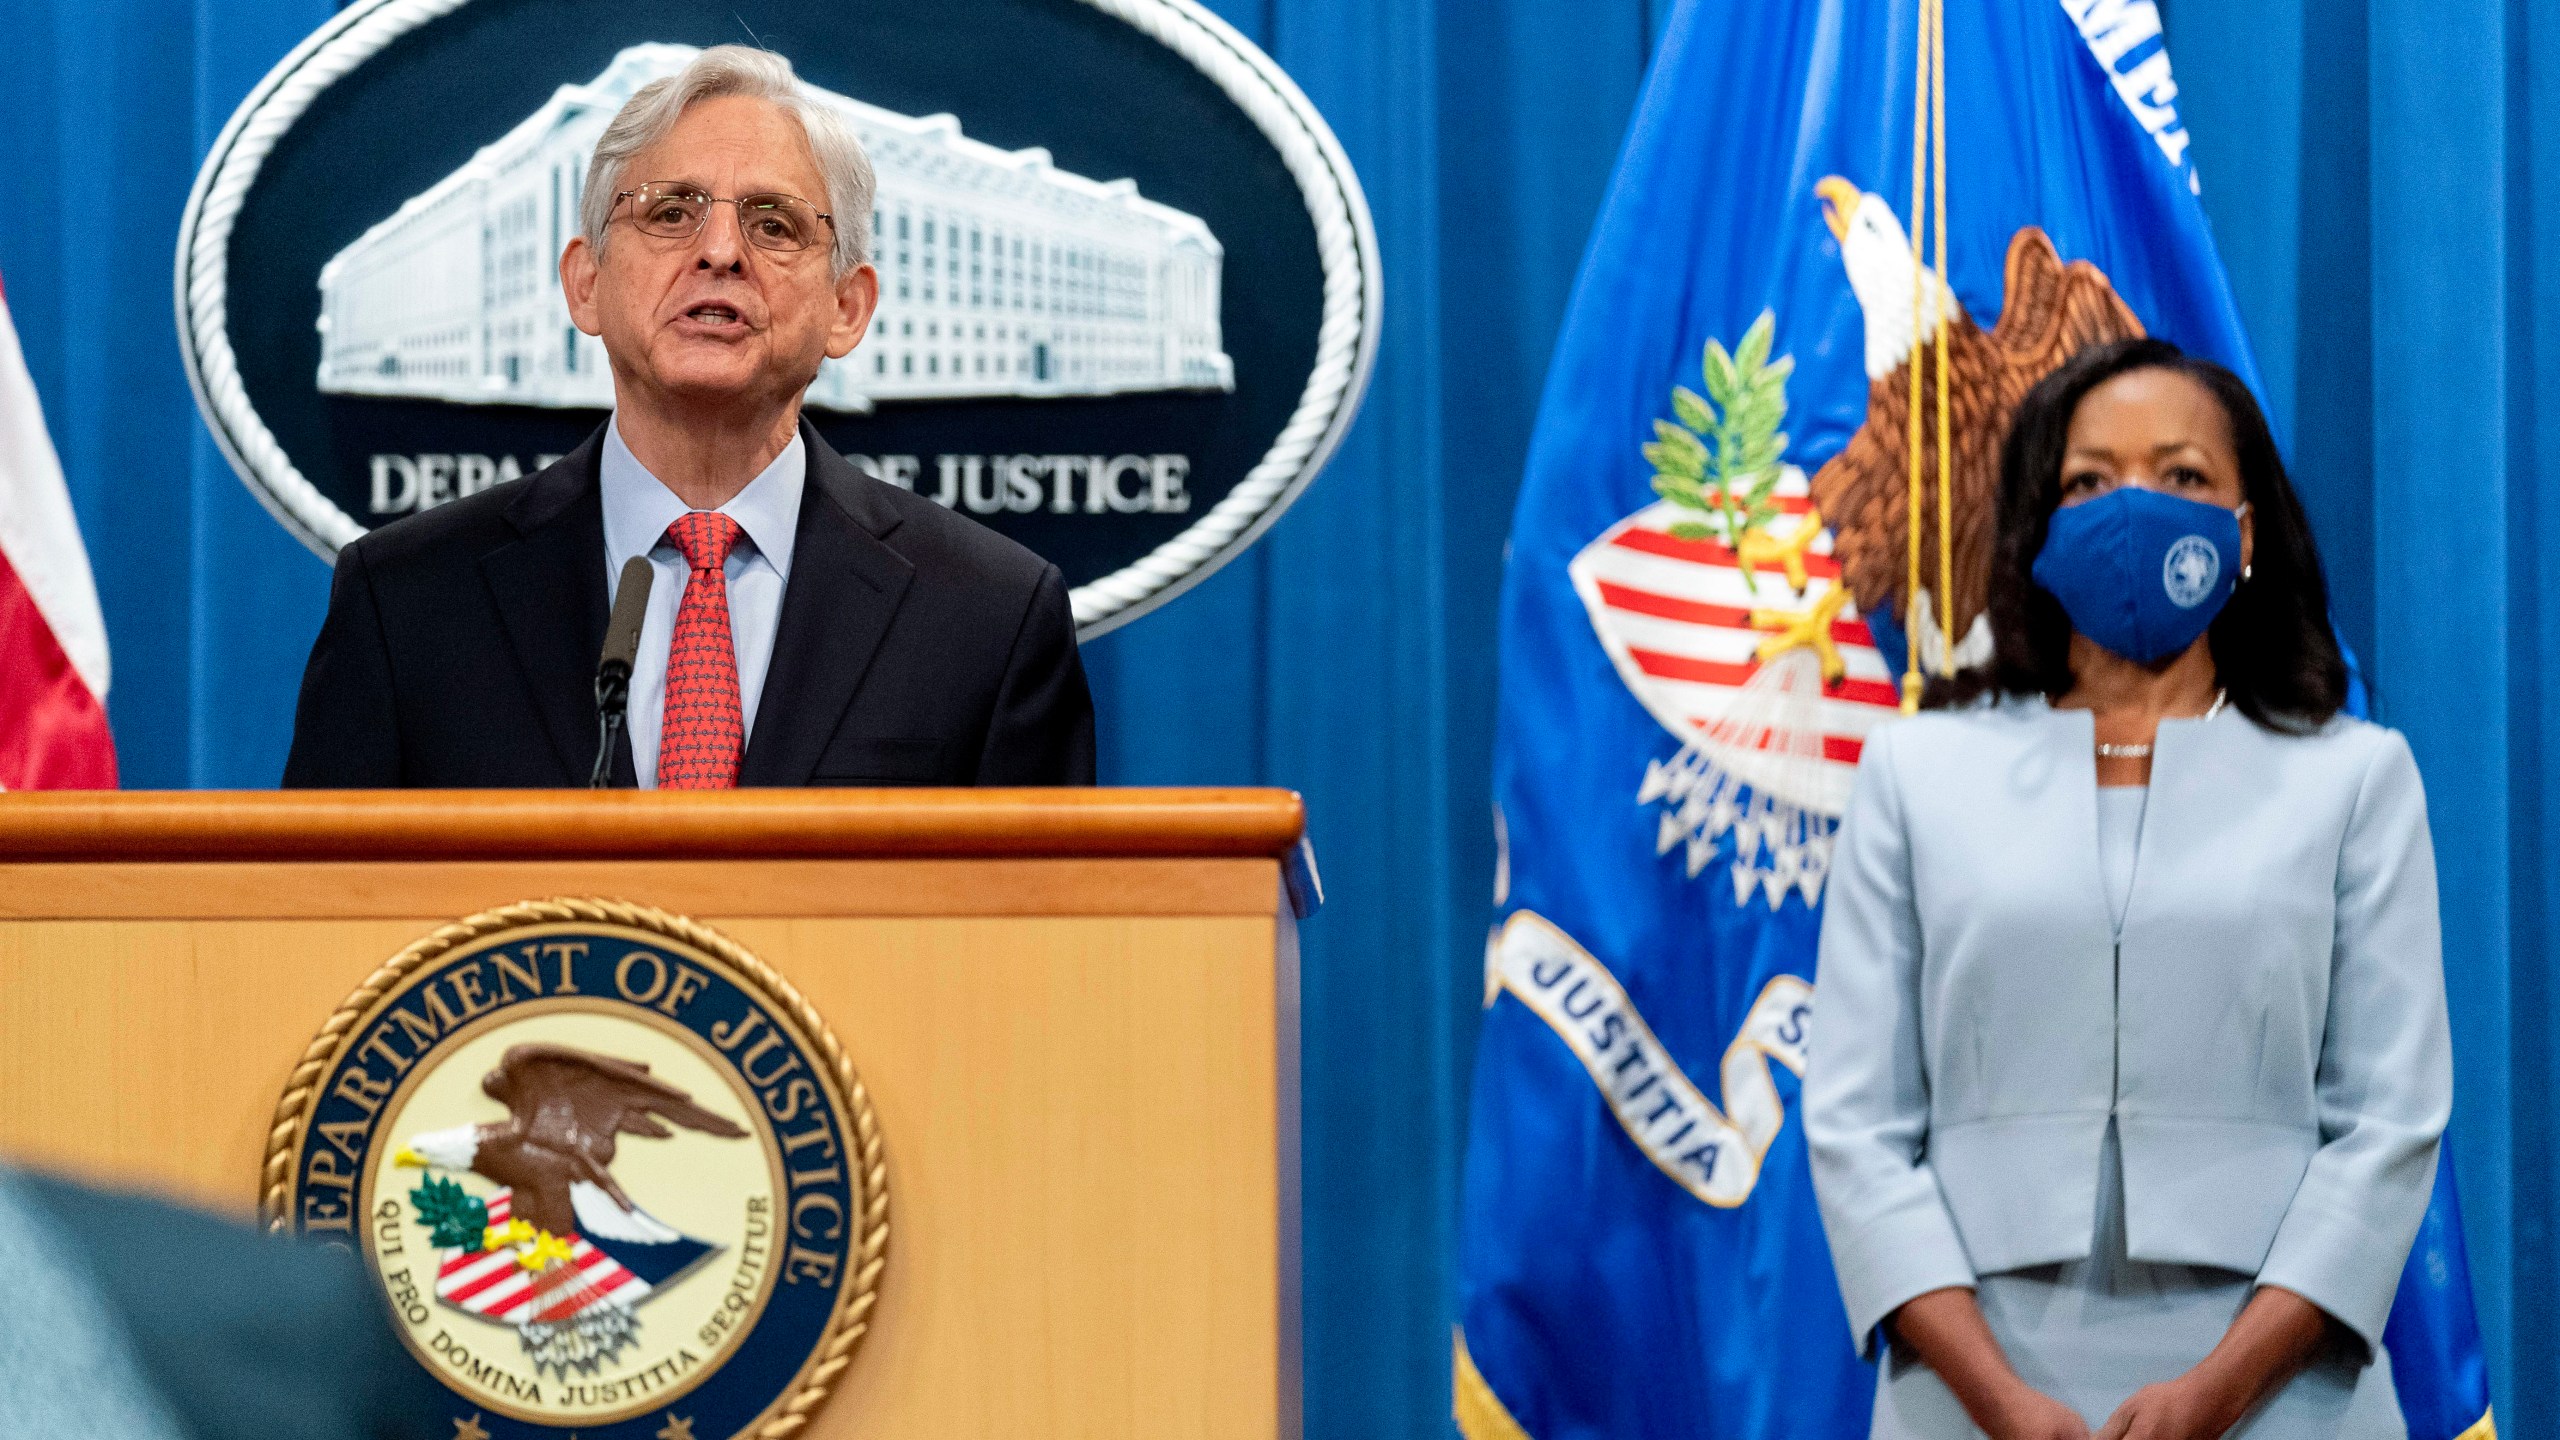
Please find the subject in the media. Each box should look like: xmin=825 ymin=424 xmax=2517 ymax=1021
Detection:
xmin=0 ymin=271 xmax=115 ymax=790
xmin=433 ymin=1190 xmax=651 ymax=1325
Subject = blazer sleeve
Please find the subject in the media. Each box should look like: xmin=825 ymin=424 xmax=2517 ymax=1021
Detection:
xmin=2255 ymin=729 xmax=2453 ymax=1350
xmin=973 ymin=562 xmax=1096 ymax=785
xmin=1805 ymin=725 xmax=1976 ymax=1352
xmin=281 ymin=540 xmax=403 ymax=788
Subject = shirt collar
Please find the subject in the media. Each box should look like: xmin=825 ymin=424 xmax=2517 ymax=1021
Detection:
xmin=600 ymin=416 xmax=805 ymax=579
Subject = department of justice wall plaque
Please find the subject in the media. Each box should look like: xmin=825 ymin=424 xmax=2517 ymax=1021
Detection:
xmin=266 ymin=899 xmax=885 ymax=1440
xmin=177 ymin=0 xmax=1380 ymax=638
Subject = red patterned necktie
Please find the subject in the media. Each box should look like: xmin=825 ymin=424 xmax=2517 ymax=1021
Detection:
xmin=657 ymin=511 xmax=747 ymax=789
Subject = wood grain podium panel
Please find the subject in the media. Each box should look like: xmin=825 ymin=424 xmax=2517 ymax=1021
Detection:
xmin=0 ymin=791 xmax=1304 ymax=1440
xmin=0 ymin=857 xmax=1285 ymax=920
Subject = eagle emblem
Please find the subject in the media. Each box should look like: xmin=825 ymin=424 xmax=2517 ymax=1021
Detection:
xmin=1808 ymin=175 xmax=2144 ymax=665
xmin=395 ymin=1044 xmax=751 ymax=1375
xmin=1570 ymin=180 xmax=2145 ymax=908
xmin=271 ymin=901 xmax=884 ymax=1439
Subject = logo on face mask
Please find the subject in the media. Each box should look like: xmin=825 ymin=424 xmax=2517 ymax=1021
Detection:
xmin=2162 ymin=534 xmax=2221 ymax=608
xmin=2031 ymin=487 xmax=2242 ymax=665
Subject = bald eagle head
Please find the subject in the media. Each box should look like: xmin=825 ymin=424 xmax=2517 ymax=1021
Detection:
xmin=393 ymin=1123 xmax=483 ymax=1173
xmin=1818 ymin=176 xmax=1962 ymax=382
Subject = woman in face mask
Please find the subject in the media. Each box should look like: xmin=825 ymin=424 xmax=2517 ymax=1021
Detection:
xmin=1803 ymin=338 xmax=2450 ymax=1440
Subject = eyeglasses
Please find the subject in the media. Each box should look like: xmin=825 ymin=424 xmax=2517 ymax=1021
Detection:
xmin=615 ymin=182 xmax=835 ymax=253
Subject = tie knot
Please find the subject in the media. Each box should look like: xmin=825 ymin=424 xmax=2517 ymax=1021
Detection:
xmin=664 ymin=511 xmax=743 ymax=571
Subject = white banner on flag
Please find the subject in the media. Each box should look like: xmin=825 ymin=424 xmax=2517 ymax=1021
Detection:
xmin=1489 ymin=911 xmax=1812 ymax=1208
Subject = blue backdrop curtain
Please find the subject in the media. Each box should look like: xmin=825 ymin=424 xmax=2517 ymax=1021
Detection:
xmin=2170 ymin=1 xmax=2560 ymax=1428
xmin=0 ymin=0 xmax=2550 ymax=1432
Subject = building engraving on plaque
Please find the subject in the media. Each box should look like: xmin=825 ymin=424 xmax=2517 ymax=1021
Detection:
xmin=315 ymin=42 xmax=1233 ymax=415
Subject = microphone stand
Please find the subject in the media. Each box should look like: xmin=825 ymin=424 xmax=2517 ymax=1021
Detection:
xmin=592 ymin=554 xmax=656 ymax=789
xmin=590 ymin=660 xmax=632 ymax=789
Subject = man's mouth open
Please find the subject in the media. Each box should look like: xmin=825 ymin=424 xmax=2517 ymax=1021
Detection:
xmin=680 ymin=303 xmax=747 ymax=330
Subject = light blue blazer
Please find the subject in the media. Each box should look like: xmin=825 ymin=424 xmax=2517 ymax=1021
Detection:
xmin=1804 ymin=698 xmax=2452 ymax=1355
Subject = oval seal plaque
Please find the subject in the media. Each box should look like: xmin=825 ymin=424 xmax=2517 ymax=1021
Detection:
xmin=177 ymin=0 xmax=1380 ymax=637
xmin=265 ymin=899 xmax=885 ymax=1440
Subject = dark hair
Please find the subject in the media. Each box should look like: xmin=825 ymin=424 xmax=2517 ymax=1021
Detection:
xmin=1928 ymin=337 xmax=2346 ymax=730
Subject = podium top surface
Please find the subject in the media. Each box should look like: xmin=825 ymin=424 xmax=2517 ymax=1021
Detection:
xmin=0 ymin=787 xmax=1308 ymax=865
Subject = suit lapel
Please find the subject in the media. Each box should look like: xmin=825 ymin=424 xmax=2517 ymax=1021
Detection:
xmin=2036 ymin=701 xmax=2115 ymax=938
xmin=742 ymin=424 xmax=914 ymax=785
xmin=479 ymin=433 xmax=611 ymax=784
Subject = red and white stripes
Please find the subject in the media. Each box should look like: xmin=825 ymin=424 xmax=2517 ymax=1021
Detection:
xmin=0 ymin=277 xmax=114 ymax=790
xmin=1571 ymin=483 xmax=1898 ymax=811
xmin=433 ymin=1190 xmax=651 ymax=1324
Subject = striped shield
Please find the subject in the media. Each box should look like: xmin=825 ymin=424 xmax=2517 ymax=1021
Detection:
xmin=1568 ymin=473 xmax=1901 ymax=906
xmin=432 ymin=1190 xmax=652 ymax=1325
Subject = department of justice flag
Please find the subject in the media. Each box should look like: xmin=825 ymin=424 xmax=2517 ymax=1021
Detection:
xmin=1458 ymin=1 xmax=2495 ymax=1437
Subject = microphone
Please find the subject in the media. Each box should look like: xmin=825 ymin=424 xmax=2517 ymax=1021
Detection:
xmin=591 ymin=555 xmax=655 ymax=788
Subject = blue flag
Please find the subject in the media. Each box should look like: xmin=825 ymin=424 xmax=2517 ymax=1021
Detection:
xmin=1459 ymin=2 xmax=2495 ymax=1438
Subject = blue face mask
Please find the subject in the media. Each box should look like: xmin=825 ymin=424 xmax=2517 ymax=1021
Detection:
xmin=2031 ymin=487 xmax=2245 ymax=664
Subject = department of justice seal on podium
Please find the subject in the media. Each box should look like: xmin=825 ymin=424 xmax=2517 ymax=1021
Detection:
xmin=266 ymin=900 xmax=886 ymax=1440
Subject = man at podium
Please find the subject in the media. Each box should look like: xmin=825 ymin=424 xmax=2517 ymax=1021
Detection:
xmin=284 ymin=45 xmax=1093 ymax=791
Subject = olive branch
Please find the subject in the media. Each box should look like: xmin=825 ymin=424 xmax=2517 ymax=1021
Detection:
xmin=1643 ymin=310 xmax=1795 ymax=589
xmin=411 ymin=1175 xmax=488 ymax=1251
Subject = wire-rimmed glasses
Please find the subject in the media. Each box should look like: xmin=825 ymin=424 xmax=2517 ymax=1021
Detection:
xmin=615 ymin=182 xmax=835 ymax=253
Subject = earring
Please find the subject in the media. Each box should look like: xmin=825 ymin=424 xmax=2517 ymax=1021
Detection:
xmin=2242 ymin=563 xmax=2253 ymax=582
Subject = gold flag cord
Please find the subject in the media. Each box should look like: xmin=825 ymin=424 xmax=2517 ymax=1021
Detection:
xmin=1901 ymin=0 xmax=1953 ymax=714
xmin=1901 ymin=0 xmax=1928 ymax=713
xmin=1932 ymin=0 xmax=1954 ymax=677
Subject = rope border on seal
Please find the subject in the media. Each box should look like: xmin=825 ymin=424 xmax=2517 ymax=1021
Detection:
xmin=258 ymin=897 xmax=888 ymax=1440
xmin=173 ymin=0 xmax=1381 ymax=640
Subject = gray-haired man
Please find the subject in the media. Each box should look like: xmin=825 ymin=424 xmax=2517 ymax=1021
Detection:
xmin=286 ymin=46 xmax=1094 ymax=789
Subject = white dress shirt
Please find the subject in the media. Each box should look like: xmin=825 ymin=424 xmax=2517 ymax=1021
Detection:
xmin=599 ymin=417 xmax=804 ymax=787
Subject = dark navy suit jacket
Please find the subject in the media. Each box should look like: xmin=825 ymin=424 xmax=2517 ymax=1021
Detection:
xmin=282 ymin=420 xmax=1095 ymax=788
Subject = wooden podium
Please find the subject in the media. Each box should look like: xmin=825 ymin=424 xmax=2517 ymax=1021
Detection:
xmin=0 ymin=788 xmax=1310 ymax=1440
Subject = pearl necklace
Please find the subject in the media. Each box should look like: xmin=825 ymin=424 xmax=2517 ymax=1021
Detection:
xmin=2096 ymin=690 xmax=2227 ymax=760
